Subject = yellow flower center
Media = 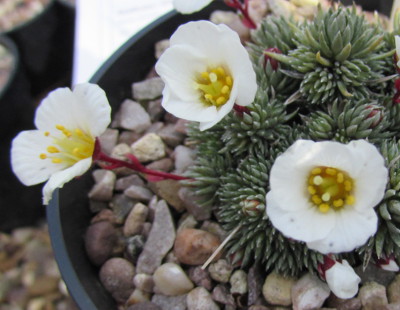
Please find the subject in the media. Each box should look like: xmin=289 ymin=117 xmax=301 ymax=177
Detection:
xmin=307 ymin=166 xmax=355 ymax=213
xmin=195 ymin=66 xmax=233 ymax=107
xmin=39 ymin=124 xmax=95 ymax=165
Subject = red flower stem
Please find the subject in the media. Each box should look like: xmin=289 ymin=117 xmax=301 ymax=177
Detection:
xmin=93 ymin=139 xmax=189 ymax=181
xmin=224 ymin=0 xmax=257 ymax=29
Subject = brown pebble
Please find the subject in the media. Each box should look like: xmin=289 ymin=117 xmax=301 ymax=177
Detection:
xmin=173 ymin=228 xmax=221 ymax=265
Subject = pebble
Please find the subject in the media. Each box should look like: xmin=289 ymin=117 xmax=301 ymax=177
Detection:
xmin=262 ymin=272 xmax=296 ymax=306
xmin=248 ymin=306 xmax=271 ymax=310
xmin=174 ymin=228 xmax=221 ymax=265
xmin=118 ymin=99 xmax=151 ymax=133
xmin=90 ymin=209 xmax=118 ymax=225
xmin=124 ymin=185 xmax=153 ymax=202
xmin=99 ymin=257 xmax=135 ymax=304
xmin=153 ymin=263 xmax=194 ymax=296
xmin=152 ymin=294 xmax=187 ymax=310
xmin=173 ymin=145 xmax=195 ymax=173
xmin=126 ymin=288 xmax=150 ymax=305
xmin=177 ymin=214 xmax=199 ymax=233
xmin=136 ymin=200 xmax=176 ymax=274
xmin=358 ymin=281 xmax=388 ymax=310
xmin=178 ymin=187 xmax=211 ymax=221
xmin=188 ymin=266 xmax=213 ymax=291
xmin=209 ymin=259 xmax=234 ymax=283
xmin=200 ymin=221 xmax=228 ymax=242
xmin=154 ymin=39 xmax=170 ymax=59
xmin=88 ymin=170 xmax=116 ymax=201
xmin=115 ymin=174 xmax=145 ymax=191
xmin=126 ymin=301 xmax=161 ymax=310
xmin=388 ymin=275 xmax=400 ymax=303
xmin=147 ymin=99 xmax=164 ymax=122
xmin=248 ymin=264 xmax=264 ymax=306
xmin=291 ymin=273 xmax=330 ymax=310
xmin=230 ymin=270 xmax=248 ymax=295
xmin=131 ymin=133 xmax=166 ymax=162
xmin=119 ymin=131 xmax=141 ymax=145
xmin=111 ymin=143 xmax=132 ymax=161
xmin=174 ymin=119 xmax=189 ymax=135
xmin=149 ymin=180 xmax=186 ymax=212
xmin=355 ymin=263 xmax=396 ymax=287
xmin=146 ymin=158 xmax=174 ymax=172
xmin=146 ymin=122 xmax=164 ymax=134
xmin=212 ymin=284 xmax=235 ymax=306
xmin=109 ymin=194 xmax=136 ymax=224
xmin=98 ymin=128 xmax=119 ymax=155
xmin=132 ymin=77 xmax=165 ymax=101
xmin=89 ymin=200 xmax=108 ymax=213
xmin=133 ymin=274 xmax=154 ymax=293
xmin=248 ymin=0 xmax=269 ymax=24
xmin=187 ymin=287 xmax=220 ymax=310
xmin=158 ymin=125 xmax=185 ymax=147
xmin=125 ymin=235 xmax=145 ymax=263
xmin=210 ymin=10 xmax=250 ymax=42
xmin=84 ymin=221 xmax=118 ymax=266
xmin=123 ymin=203 xmax=149 ymax=237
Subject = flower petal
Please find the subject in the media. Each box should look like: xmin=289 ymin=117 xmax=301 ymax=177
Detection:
xmin=172 ymin=0 xmax=213 ymax=14
xmin=396 ymin=35 xmax=400 ymax=68
xmin=325 ymin=260 xmax=360 ymax=299
xmin=306 ymin=207 xmax=377 ymax=254
xmin=42 ymin=158 xmax=92 ymax=205
xmin=266 ymin=192 xmax=336 ymax=242
xmin=35 ymin=83 xmax=111 ymax=137
xmin=346 ymin=140 xmax=388 ymax=212
xmin=11 ymin=130 xmax=66 ymax=186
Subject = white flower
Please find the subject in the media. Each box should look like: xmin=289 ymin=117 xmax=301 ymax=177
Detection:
xmin=11 ymin=83 xmax=111 ymax=205
xmin=266 ymin=139 xmax=388 ymax=254
xmin=376 ymin=256 xmax=400 ymax=272
xmin=173 ymin=0 xmax=213 ymax=14
xmin=325 ymin=259 xmax=361 ymax=299
xmin=155 ymin=20 xmax=257 ymax=131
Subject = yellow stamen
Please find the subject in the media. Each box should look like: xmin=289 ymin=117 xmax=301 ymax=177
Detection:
xmin=47 ymin=146 xmax=60 ymax=153
xmin=39 ymin=153 xmax=47 ymax=159
xmin=52 ymin=158 xmax=62 ymax=164
xmin=216 ymin=97 xmax=225 ymax=105
xmin=319 ymin=204 xmax=330 ymax=213
xmin=226 ymin=76 xmax=233 ymax=86
xmin=346 ymin=195 xmax=355 ymax=205
xmin=44 ymin=131 xmax=50 ymax=137
xmin=333 ymin=199 xmax=344 ymax=208
xmin=337 ymin=173 xmax=344 ymax=183
xmin=75 ymin=129 xmax=83 ymax=136
xmin=325 ymin=168 xmax=337 ymax=176
xmin=344 ymin=180 xmax=352 ymax=191
xmin=308 ymin=186 xmax=316 ymax=195
xmin=56 ymin=124 xmax=65 ymax=130
xmin=321 ymin=192 xmax=331 ymax=202
xmin=221 ymin=85 xmax=230 ymax=94
xmin=311 ymin=167 xmax=322 ymax=174
xmin=313 ymin=176 xmax=323 ymax=185
xmin=209 ymin=73 xmax=217 ymax=83
xmin=312 ymin=195 xmax=322 ymax=205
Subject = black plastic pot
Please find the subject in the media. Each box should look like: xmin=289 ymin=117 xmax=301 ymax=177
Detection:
xmin=46 ymin=2 xmax=228 ymax=309
xmin=46 ymin=1 xmax=393 ymax=309
xmin=0 ymin=35 xmax=43 ymax=232
xmin=3 ymin=0 xmax=74 ymax=95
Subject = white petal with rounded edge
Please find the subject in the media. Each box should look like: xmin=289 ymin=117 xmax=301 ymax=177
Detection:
xmin=11 ymin=130 xmax=66 ymax=186
xmin=266 ymin=192 xmax=335 ymax=242
xmin=35 ymin=83 xmax=111 ymax=137
xmin=173 ymin=0 xmax=213 ymax=13
xmin=156 ymin=45 xmax=207 ymax=102
xmin=306 ymin=207 xmax=377 ymax=254
xmin=346 ymin=140 xmax=387 ymax=212
xmin=161 ymin=87 xmax=219 ymax=122
xmin=42 ymin=158 xmax=92 ymax=205
xmin=325 ymin=260 xmax=360 ymax=299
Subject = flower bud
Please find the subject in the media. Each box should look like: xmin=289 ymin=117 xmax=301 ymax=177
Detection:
xmin=264 ymin=47 xmax=282 ymax=71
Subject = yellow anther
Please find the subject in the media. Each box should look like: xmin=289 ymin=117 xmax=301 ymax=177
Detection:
xmin=345 ymin=195 xmax=355 ymax=205
xmin=337 ymin=173 xmax=344 ymax=183
xmin=62 ymin=129 xmax=72 ymax=137
xmin=216 ymin=96 xmax=226 ymax=106
xmin=311 ymin=167 xmax=322 ymax=174
xmin=217 ymin=67 xmax=225 ymax=75
xmin=56 ymin=124 xmax=65 ymax=130
xmin=47 ymin=146 xmax=60 ymax=153
xmin=209 ymin=73 xmax=218 ymax=83
xmin=226 ymin=76 xmax=233 ymax=86
xmin=321 ymin=192 xmax=331 ymax=202
xmin=344 ymin=180 xmax=352 ymax=191
xmin=313 ymin=175 xmax=323 ymax=185
xmin=205 ymin=94 xmax=213 ymax=101
xmin=312 ymin=195 xmax=322 ymax=205
xmin=44 ymin=131 xmax=50 ymax=137
xmin=52 ymin=158 xmax=63 ymax=164
xmin=221 ymin=85 xmax=230 ymax=94
xmin=319 ymin=203 xmax=330 ymax=213
xmin=333 ymin=199 xmax=344 ymax=208
xmin=201 ymin=72 xmax=209 ymax=79
xmin=325 ymin=168 xmax=337 ymax=176
xmin=73 ymin=148 xmax=80 ymax=156
xmin=308 ymin=186 xmax=316 ymax=195
xmin=75 ymin=129 xmax=83 ymax=136
xmin=39 ymin=153 xmax=47 ymax=159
